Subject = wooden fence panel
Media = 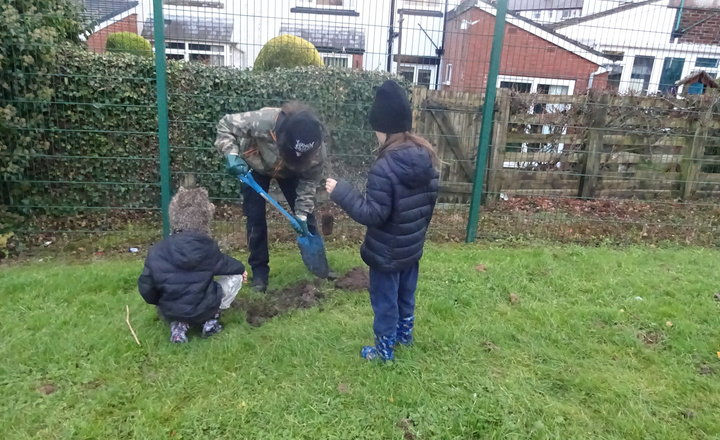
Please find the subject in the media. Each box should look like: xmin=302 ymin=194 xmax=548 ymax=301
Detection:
xmin=413 ymin=88 xmax=720 ymax=202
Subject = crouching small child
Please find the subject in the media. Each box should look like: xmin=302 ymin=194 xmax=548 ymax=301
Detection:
xmin=137 ymin=186 xmax=247 ymax=343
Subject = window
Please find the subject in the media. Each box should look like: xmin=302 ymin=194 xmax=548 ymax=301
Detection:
xmin=696 ymin=58 xmax=718 ymax=68
xmin=164 ymin=0 xmax=224 ymax=7
xmin=399 ymin=64 xmax=435 ymax=88
xmin=500 ymin=81 xmax=531 ymax=93
xmin=659 ymin=57 xmax=685 ymax=95
xmin=323 ymin=55 xmax=349 ymax=68
xmin=695 ymin=57 xmax=719 ymax=79
xmin=498 ymin=76 xmax=574 ymax=166
xmin=444 ymin=63 xmax=452 ymax=85
xmin=417 ymin=69 xmax=432 ymax=88
xmin=398 ymin=65 xmax=415 ymax=83
xmin=630 ymin=56 xmax=654 ymax=93
xmin=561 ymin=10 xmax=572 ymax=18
xmin=498 ymin=76 xmax=575 ymax=95
xmin=165 ymin=41 xmax=225 ymax=65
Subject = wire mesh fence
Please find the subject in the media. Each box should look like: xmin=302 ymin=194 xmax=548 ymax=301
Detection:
xmin=2 ymin=0 xmax=720 ymax=258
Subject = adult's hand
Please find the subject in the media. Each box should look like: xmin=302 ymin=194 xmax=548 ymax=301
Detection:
xmin=225 ymin=154 xmax=249 ymax=176
xmin=295 ymin=214 xmax=311 ymax=235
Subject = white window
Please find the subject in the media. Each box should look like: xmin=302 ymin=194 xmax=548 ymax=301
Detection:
xmin=444 ymin=63 xmax=452 ymax=85
xmin=497 ymin=75 xmax=575 ymax=95
xmin=498 ymin=76 xmax=575 ymax=168
xmin=165 ymin=41 xmax=225 ymax=66
xmin=398 ymin=64 xmax=435 ymax=88
xmin=323 ymin=55 xmax=350 ymax=68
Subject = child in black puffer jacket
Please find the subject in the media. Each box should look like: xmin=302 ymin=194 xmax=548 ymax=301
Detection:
xmin=326 ymin=80 xmax=439 ymax=361
xmin=138 ymin=186 xmax=247 ymax=343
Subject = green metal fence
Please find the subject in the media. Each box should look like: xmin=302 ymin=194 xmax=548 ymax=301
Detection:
xmin=3 ymin=0 xmax=720 ymax=257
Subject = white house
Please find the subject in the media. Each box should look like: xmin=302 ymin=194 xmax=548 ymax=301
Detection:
xmin=549 ymin=0 xmax=720 ymax=95
xmin=134 ymin=0 xmax=460 ymax=88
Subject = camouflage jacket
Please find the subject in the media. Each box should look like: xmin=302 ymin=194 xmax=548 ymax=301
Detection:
xmin=214 ymin=107 xmax=326 ymax=216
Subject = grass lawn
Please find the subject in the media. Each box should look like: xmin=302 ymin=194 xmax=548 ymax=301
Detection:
xmin=1 ymin=244 xmax=720 ymax=439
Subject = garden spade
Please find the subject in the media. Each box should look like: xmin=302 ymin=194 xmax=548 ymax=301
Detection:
xmin=237 ymin=173 xmax=330 ymax=278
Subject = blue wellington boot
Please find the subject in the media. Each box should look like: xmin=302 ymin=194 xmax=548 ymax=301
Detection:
xmin=360 ymin=335 xmax=396 ymax=362
xmin=396 ymin=315 xmax=415 ymax=347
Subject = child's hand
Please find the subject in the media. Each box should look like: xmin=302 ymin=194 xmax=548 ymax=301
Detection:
xmin=325 ymin=178 xmax=337 ymax=194
xmin=242 ymin=271 xmax=248 ymax=282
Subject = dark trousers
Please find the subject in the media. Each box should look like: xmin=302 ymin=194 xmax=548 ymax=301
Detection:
xmin=369 ymin=262 xmax=419 ymax=337
xmin=242 ymin=170 xmax=318 ymax=280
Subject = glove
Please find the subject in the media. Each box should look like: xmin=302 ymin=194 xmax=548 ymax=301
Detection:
xmin=294 ymin=214 xmax=311 ymax=236
xmin=225 ymin=154 xmax=249 ymax=176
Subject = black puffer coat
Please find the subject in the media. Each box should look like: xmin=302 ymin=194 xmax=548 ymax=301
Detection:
xmin=138 ymin=231 xmax=245 ymax=323
xmin=331 ymin=143 xmax=439 ymax=272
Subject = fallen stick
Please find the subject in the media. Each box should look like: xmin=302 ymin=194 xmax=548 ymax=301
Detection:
xmin=125 ymin=305 xmax=141 ymax=346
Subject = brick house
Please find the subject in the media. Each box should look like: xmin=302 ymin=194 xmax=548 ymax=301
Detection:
xmin=81 ymin=0 xmax=140 ymax=53
xmin=672 ymin=0 xmax=720 ymax=45
xmin=441 ymin=0 xmax=610 ymax=95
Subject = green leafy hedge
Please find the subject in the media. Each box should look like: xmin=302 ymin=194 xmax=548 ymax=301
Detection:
xmin=8 ymin=49 xmax=405 ymax=215
xmin=1 ymin=0 xmax=87 ymax=179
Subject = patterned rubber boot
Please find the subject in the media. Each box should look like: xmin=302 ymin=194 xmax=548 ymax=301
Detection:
xmin=396 ymin=315 xmax=415 ymax=347
xmin=360 ymin=335 xmax=396 ymax=362
xmin=201 ymin=312 xmax=223 ymax=338
xmin=170 ymin=321 xmax=190 ymax=343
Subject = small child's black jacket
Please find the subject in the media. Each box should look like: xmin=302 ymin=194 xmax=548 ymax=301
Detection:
xmin=138 ymin=231 xmax=245 ymax=323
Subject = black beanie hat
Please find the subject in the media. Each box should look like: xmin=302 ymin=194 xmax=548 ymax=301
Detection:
xmin=368 ymin=80 xmax=412 ymax=134
xmin=277 ymin=111 xmax=323 ymax=157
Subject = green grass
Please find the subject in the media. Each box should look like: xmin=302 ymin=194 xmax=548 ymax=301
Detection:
xmin=1 ymin=244 xmax=720 ymax=439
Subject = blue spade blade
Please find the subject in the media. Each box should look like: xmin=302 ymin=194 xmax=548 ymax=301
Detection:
xmin=238 ymin=172 xmax=330 ymax=278
xmin=297 ymin=233 xmax=330 ymax=279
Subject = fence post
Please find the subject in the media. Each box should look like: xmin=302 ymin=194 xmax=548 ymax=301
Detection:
xmin=486 ymin=88 xmax=510 ymax=205
xmin=680 ymin=100 xmax=710 ymax=200
xmin=578 ymin=92 xmax=608 ymax=199
xmin=152 ymin=0 xmax=171 ymax=237
xmin=466 ymin=0 xmax=507 ymax=243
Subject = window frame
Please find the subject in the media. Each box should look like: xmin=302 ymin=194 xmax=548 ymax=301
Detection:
xmin=322 ymin=54 xmax=352 ymax=68
xmin=165 ymin=41 xmax=226 ymax=65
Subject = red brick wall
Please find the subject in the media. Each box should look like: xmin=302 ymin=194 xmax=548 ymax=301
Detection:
xmin=352 ymin=54 xmax=364 ymax=70
xmin=442 ymin=8 xmax=604 ymax=94
xmin=87 ymin=14 xmax=138 ymax=53
xmin=677 ymin=8 xmax=720 ymax=45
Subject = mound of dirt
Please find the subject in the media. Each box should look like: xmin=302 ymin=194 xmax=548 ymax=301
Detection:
xmin=334 ymin=267 xmax=368 ymax=291
xmin=232 ymin=267 xmax=369 ymax=327
xmin=232 ymin=280 xmax=324 ymax=327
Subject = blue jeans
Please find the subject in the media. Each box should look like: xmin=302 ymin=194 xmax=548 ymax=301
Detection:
xmin=369 ymin=263 xmax=419 ymax=337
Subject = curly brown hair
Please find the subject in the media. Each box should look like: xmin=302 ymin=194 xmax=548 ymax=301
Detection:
xmin=169 ymin=186 xmax=215 ymax=235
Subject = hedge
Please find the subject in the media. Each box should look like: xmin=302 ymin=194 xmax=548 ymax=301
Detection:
xmin=1 ymin=0 xmax=87 ymax=179
xmin=7 ymin=49 xmax=405 ymax=215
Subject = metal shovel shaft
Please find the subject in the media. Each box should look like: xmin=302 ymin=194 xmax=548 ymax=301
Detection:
xmin=237 ymin=173 xmax=330 ymax=278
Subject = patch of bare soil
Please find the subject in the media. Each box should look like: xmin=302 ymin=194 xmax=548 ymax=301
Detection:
xmin=334 ymin=267 xmax=368 ymax=291
xmin=232 ymin=281 xmax=324 ymax=327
